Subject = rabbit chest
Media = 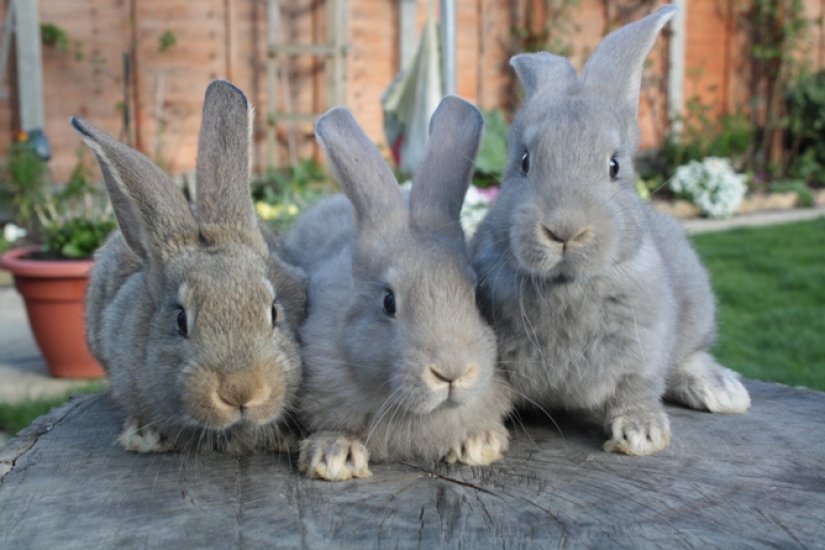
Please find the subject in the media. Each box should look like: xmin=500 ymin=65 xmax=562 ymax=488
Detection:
xmin=488 ymin=250 xmax=675 ymax=412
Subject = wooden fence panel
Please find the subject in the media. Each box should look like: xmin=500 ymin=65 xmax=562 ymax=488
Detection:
xmin=2 ymin=0 xmax=823 ymax=184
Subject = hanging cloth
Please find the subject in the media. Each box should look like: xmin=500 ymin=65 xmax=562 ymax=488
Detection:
xmin=381 ymin=17 xmax=443 ymax=176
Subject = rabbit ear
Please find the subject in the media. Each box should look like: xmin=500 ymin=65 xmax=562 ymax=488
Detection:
xmin=315 ymin=108 xmax=405 ymax=233
xmin=510 ymin=52 xmax=577 ymax=99
xmin=581 ymin=4 xmax=677 ymax=118
xmin=195 ymin=80 xmax=266 ymax=252
xmin=269 ymin=251 xmax=308 ymax=327
xmin=71 ymin=117 xmax=197 ymax=261
xmin=409 ymin=96 xmax=482 ymax=242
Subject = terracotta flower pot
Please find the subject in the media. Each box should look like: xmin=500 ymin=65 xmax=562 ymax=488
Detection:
xmin=0 ymin=246 xmax=104 ymax=379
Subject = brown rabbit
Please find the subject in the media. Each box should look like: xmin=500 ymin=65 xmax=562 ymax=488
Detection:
xmin=75 ymin=80 xmax=306 ymax=455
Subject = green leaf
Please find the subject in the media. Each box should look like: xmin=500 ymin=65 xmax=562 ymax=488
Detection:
xmin=474 ymin=109 xmax=510 ymax=187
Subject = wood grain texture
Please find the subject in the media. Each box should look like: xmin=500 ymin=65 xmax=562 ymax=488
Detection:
xmin=1 ymin=380 xmax=823 ymax=548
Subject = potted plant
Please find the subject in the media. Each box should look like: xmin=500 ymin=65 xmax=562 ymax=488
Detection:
xmin=0 ymin=133 xmax=115 ymax=378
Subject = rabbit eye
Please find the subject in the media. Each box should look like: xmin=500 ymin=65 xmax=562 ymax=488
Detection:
xmin=271 ymin=300 xmax=278 ymax=327
xmin=520 ymin=151 xmax=530 ymax=175
xmin=609 ymin=156 xmax=619 ymax=180
xmin=176 ymin=307 xmax=188 ymax=338
xmin=383 ymin=289 xmax=396 ymax=317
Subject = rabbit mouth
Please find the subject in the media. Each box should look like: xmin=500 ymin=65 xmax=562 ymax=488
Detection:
xmin=183 ymin=364 xmax=288 ymax=430
xmin=423 ymin=383 xmax=480 ymax=415
xmin=510 ymin=219 xmax=605 ymax=281
xmin=188 ymin=396 xmax=285 ymax=431
xmin=439 ymin=394 xmax=467 ymax=410
xmin=392 ymin=383 xmax=471 ymax=417
xmin=510 ymin=229 xmax=565 ymax=276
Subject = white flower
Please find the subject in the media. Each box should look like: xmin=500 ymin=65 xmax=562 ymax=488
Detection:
xmin=3 ymin=223 xmax=26 ymax=243
xmin=668 ymin=157 xmax=747 ymax=218
xmin=401 ymin=180 xmax=492 ymax=239
xmin=461 ymin=185 xmax=492 ymax=236
xmin=400 ymin=181 xmax=493 ymax=236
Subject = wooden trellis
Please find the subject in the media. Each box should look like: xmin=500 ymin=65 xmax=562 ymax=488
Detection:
xmin=265 ymin=0 xmax=348 ymax=169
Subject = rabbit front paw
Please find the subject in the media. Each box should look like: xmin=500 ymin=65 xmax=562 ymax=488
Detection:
xmin=299 ymin=432 xmax=372 ymax=481
xmin=604 ymin=409 xmax=671 ymax=456
xmin=117 ymin=418 xmax=172 ymax=453
xmin=445 ymin=426 xmax=510 ymax=466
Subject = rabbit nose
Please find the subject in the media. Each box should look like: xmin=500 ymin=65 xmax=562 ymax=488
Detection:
xmin=426 ymin=363 xmax=478 ymax=389
xmin=217 ymin=390 xmax=251 ymax=411
xmin=430 ymin=367 xmax=456 ymax=384
xmin=541 ymin=224 xmax=590 ymax=246
xmin=216 ymin=376 xmax=270 ymax=412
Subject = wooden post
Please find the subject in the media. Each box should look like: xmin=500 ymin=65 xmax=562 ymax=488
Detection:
xmin=328 ymin=0 xmax=348 ymax=108
xmin=122 ymin=52 xmax=132 ymax=147
xmin=224 ymin=0 xmax=234 ymax=82
xmin=266 ymin=0 xmax=279 ymax=170
xmin=0 ymin=2 xmax=16 ymax=100
xmin=667 ymin=0 xmax=686 ymax=137
xmin=129 ymin=0 xmax=143 ymax=153
xmin=476 ymin=0 xmax=486 ymax=108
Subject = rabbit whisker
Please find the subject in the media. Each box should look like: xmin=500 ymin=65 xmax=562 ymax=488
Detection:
xmin=496 ymin=381 xmax=565 ymax=440
xmin=398 ymin=394 xmax=417 ymax=458
xmin=517 ymin=272 xmax=548 ymax=371
xmin=366 ymin=386 xmax=406 ymax=445
xmin=280 ymin=408 xmax=306 ymax=440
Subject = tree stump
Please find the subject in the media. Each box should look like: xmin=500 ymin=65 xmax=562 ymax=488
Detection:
xmin=1 ymin=380 xmax=823 ymax=548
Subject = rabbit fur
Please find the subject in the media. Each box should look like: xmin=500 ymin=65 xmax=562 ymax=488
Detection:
xmin=76 ymin=80 xmax=306 ymax=455
xmin=471 ymin=5 xmax=750 ymax=457
xmin=284 ymin=97 xmax=512 ymax=481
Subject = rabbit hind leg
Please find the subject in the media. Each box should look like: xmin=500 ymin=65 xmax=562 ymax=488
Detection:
xmin=666 ymin=351 xmax=751 ymax=414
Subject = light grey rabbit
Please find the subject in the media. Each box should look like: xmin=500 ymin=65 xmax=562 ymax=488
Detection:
xmin=284 ymin=96 xmax=512 ymax=481
xmin=75 ymin=80 xmax=306 ymax=455
xmin=471 ymin=5 xmax=750 ymax=456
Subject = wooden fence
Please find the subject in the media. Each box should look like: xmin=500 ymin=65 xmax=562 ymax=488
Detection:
xmin=0 ymin=0 xmax=824 ymax=182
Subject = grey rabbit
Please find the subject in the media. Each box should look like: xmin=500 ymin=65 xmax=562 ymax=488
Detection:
xmin=75 ymin=80 xmax=306 ymax=455
xmin=471 ymin=5 xmax=749 ymax=456
xmin=284 ymin=96 xmax=512 ymax=481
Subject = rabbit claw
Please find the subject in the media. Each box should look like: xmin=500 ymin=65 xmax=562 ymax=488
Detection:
xmin=118 ymin=418 xmax=171 ymax=453
xmin=299 ymin=433 xmax=372 ymax=481
xmin=445 ymin=426 xmax=509 ymax=466
xmin=604 ymin=409 xmax=671 ymax=456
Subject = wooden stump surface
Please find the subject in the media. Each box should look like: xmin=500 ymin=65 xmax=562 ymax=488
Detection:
xmin=1 ymin=380 xmax=823 ymax=548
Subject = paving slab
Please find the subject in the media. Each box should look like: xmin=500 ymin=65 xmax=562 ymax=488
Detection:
xmin=0 ymin=282 xmax=94 ymax=405
xmin=682 ymin=205 xmax=825 ymax=234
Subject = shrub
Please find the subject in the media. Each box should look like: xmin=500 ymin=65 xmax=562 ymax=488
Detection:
xmin=661 ymin=99 xmax=753 ymax=173
xmin=768 ymin=180 xmax=815 ymax=207
xmin=786 ymin=69 xmax=825 ymax=185
xmin=0 ymin=139 xmax=115 ymax=258
xmin=473 ymin=109 xmax=509 ymax=188
xmin=669 ymin=157 xmax=748 ymax=218
xmin=252 ymin=158 xmax=330 ymax=232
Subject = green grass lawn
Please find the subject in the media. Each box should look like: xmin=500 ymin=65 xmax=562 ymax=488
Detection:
xmin=692 ymin=217 xmax=825 ymax=391
xmin=0 ymin=382 xmax=104 ymax=436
